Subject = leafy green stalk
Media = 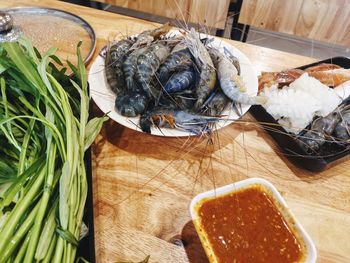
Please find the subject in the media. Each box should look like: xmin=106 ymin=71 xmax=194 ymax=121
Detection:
xmin=0 ymin=166 xmax=45 ymax=255
xmin=13 ymin=230 xmax=31 ymax=263
xmin=1 ymin=78 xmax=20 ymax=151
xmin=0 ymin=204 xmax=40 ymax=261
xmin=0 ymin=156 xmax=44 ymax=211
xmin=35 ymin=199 xmax=58 ymax=260
xmin=42 ymin=234 xmax=57 ymax=263
xmin=17 ymin=119 xmax=35 ymax=177
xmin=24 ymin=143 xmax=57 ymax=262
xmin=0 ymin=39 xmax=108 ymax=262
xmin=2 ymin=42 xmax=45 ymax=94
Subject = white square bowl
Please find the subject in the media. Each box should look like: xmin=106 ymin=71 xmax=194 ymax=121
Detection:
xmin=190 ymin=177 xmax=317 ymax=263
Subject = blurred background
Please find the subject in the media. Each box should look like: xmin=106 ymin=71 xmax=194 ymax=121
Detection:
xmin=62 ymin=0 xmax=350 ymax=60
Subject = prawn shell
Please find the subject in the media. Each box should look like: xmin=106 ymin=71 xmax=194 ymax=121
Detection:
xmin=298 ymin=106 xmax=344 ymax=153
xmin=210 ymin=48 xmax=261 ymax=105
xmin=159 ymin=89 xmax=197 ymax=110
xmin=224 ymin=46 xmax=241 ymax=75
xmin=131 ymin=23 xmax=172 ymax=49
xmin=115 ymin=91 xmax=149 ymax=117
xmin=136 ymin=42 xmax=171 ymax=98
xmin=122 ymin=46 xmax=148 ymax=92
xmin=139 ymin=107 xmax=221 ymax=134
xmin=184 ymin=28 xmax=216 ymax=109
xmin=334 ymin=107 xmax=350 ymax=141
xmin=104 ymin=39 xmax=133 ymax=95
xmin=164 ymin=69 xmax=196 ymax=93
xmin=157 ymin=47 xmax=193 ymax=84
xmin=202 ymin=87 xmax=230 ymax=116
xmin=193 ymin=64 xmax=217 ymax=109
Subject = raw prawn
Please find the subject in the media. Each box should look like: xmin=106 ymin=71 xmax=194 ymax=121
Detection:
xmin=123 ymin=46 xmax=148 ymax=92
xmin=157 ymin=41 xmax=194 ymax=83
xmin=201 ymin=87 xmax=230 ymax=116
xmin=334 ymin=105 xmax=350 ymax=141
xmin=115 ymin=91 xmax=149 ymax=117
xmin=160 ymin=89 xmax=197 ymax=110
xmin=104 ymin=39 xmax=133 ymax=95
xmin=164 ymin=68 xmax=196 ymax=93
xmin=139 ymin=107 xmax=221 ymax=134
xmin=185 ymin=28 xmax=216 ymax=109
xmin=136 ymin=42 xmax=172 ymax=98
xmin=209 ymin=48 xmax=265 ymax=105
xmin=117 ymin=45 xmax=155 ymax=117
xmin=298 ymin=109 xmax=342 ymax=153
xmin=131 ymin=23 xmax=172 ymax=49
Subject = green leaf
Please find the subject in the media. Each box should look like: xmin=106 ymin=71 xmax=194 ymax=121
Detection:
xmin=37 ymin=55 xmax=62 ymax=108
xmin=42 ymin=47 xmax=57 ymax=59
xmin=6 ymin=69 xmax=37 ymax=94
xmin=67 ymin=60 xmax=78 ymax=77
xmin=17 ymin=37 xmax=41 ymax=65
xmin=0 ymin=62 xmax=8 ymax=74
xmin=55 ymin=227 xmax=78 ymax=246
xmin=44 ymin=106 xmax=54 ymax=147
xmin=76 ymin=41 xmax=87 ymax=92
xmin=35 ymin=201 xmax=58 ymax=260
xmin=49 ymin=54 xmax=64 ymax=66
xmin=3 ymin=42 xmax=44 ymax=91
xmin=1 ymin=78 xmax=20 ymax=151
xmin=59 ymin=161 xmax=70 ymax=230
xmin=0 ymin=159 xmax=17 ymax=178
xmin=84 ymin=116 xmax=109 ymax=151
xmin=0 ymin=156 xmax=44 ymax=209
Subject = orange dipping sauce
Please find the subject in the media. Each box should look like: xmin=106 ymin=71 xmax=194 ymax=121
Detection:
xmin=195 ymin=186 xmax=305 ymax=263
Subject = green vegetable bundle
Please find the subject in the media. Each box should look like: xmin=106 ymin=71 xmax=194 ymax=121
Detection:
xmin=0 ymin=39 xmax=107 ymax=262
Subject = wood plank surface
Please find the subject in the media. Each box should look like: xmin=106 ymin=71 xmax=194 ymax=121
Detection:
xmin=2 ymin=1 xmax=350 ymax=263
xmin=187 ymin=0 xmax=230 ymax=29
xmin=239 ymin=0 xmax=350 ymax=46
xmin=98 ymin=0 xmax=230 ymax=29
xmin=100 ymin=0 xmax=191 ymax=24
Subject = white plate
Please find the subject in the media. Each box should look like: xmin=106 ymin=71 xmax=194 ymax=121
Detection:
xmin=190 ymin=178 xmax=317 ymax=263
xmin=88 ymin=31 xmax=258 ymax=137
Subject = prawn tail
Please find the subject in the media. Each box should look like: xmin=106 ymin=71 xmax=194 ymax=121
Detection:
xmin=238 ymin=95 xmax=266 ymax=106
xmin=255 ymin=95 xmax=268 ymax=105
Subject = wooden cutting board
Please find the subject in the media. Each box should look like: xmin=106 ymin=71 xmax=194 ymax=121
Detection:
xmin=2 ymin=1 xmax=350 ymax=262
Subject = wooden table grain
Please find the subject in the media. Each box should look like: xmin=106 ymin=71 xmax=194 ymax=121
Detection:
xmin=2 ymin=1 xmax=350 ymax=262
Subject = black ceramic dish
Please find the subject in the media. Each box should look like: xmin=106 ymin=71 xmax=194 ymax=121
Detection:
xmin=250 ymin=56 xmax=350 ymax=172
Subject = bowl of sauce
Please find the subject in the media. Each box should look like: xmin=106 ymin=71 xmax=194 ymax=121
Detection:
xmin=190 ymin=178 xmax=316 ymax=263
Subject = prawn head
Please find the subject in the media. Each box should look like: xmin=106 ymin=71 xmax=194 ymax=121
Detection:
xmin=140 ymin=107 xmax=221 ymax=135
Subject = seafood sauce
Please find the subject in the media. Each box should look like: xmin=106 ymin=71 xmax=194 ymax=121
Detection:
xmin=196 ymin=186 xmax=304 ymax=263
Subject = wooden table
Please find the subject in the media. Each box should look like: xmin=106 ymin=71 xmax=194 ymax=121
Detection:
xmin=2 ymin=1 xmax=350 ymax=262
